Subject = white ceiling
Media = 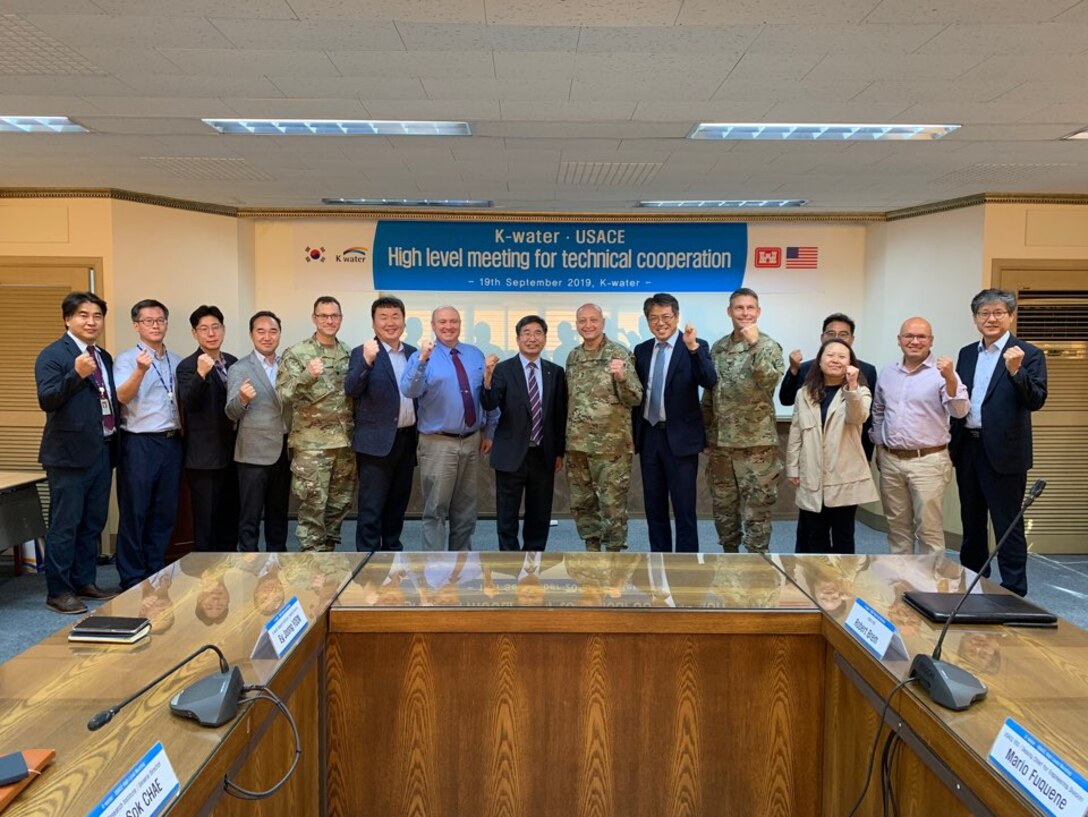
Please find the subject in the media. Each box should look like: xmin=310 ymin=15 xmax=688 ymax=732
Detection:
xmin=2 ymin=0 xmax=1088 ymax=213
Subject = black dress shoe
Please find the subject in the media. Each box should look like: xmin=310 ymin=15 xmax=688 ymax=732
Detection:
xmin=75 ymin=584 xmax=119 ymax=600
xmin=46 ymin=593 xmax=88 ymax=615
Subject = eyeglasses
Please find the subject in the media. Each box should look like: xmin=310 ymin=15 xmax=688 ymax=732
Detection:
xmin=822 ymin=330 xmax=853 ymax=339
xmin=647 ymin=314 xmax=677 ymax=325
xmin=137 ymin=318 xmax=168 ymax=327
xmin=975 ymin=310 xmax=1009 ymax=320
xmin=898 ymin=334 xmax=931 ymax=342
xmin=313 ymin=313 xmax=342 ymax=321
xmin=195 ymin=323 xmax=223 ymax=334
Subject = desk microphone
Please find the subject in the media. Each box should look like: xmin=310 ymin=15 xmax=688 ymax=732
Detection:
xmin=87 ymin=643 xmax=243 ymax=730
xmin=909 ymin=478 xmax=1046 ymax=711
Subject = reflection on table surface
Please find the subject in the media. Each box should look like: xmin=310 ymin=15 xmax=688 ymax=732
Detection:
xmin=336 ymin=552 xmax=816 ymax=610
xmin=774 ymin=553 xmax=1088 ymax=781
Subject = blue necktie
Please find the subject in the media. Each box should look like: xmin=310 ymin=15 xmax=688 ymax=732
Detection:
xmin=648 ymin=342 xmax=667 ymax=425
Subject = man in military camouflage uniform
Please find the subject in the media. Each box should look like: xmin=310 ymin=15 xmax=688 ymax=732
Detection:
xmin=565 ymin=303 xmax=643 ymax=551
xmin=276 ymin=296 xmax=356 ymax=551
xmin=702 ymin=288 xmax=785 ymax=553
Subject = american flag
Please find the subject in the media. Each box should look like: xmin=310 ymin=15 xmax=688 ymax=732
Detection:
xmin=785 ymin=246 xmax=818 ymax=269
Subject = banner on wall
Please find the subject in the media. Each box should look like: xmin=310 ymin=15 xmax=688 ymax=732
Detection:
xmin=294 ymin=219 xmax=830 ymax=294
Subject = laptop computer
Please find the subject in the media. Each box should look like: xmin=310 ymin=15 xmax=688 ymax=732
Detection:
xmin=903 ymin=591 xmax=1058 ymax=626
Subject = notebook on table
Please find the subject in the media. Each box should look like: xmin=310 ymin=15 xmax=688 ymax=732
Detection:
xmin=903 ymin=591 xmax=1058 ymax=626
xmin=68 ymin=615 xmax=152 ymax=644
xmin=0 ymin=749 xmax=55 ymax=811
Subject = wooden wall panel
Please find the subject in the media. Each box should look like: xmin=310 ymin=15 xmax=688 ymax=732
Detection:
xmin=328 ymin=631 xmax=825 ymax=817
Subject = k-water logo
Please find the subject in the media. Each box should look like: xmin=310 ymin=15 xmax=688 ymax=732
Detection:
xmin=336 ymin=246 xmax=368 ymax=263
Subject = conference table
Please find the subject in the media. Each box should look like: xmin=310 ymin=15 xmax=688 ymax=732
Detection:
xmin=0 ymin=550 xmax=1085 ymax=817
xmin=0 ymin=470 xmax=46 ymax=575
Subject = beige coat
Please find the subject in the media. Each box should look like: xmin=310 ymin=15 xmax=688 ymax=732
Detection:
xmin=786 ymin=385 xmax=879 ymax=512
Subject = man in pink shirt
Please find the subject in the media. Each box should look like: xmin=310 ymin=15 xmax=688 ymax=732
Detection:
xmin=870 ymin=317 xmax=970 ymax=554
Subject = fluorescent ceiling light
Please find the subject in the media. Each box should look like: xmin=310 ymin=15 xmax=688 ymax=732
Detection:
xmin=0 ymin=116 xmax=87 ymax=133
xmin=204 ymin=119 xmax=471 ymax=136
xmin=1061 ymin=128 xmax=1088 ymax=140
xmin=689 ymin=123 xmax=959 ymax=141
xmin=639 ymin=199 xmax=808 ymax=208
xmin=321 ymin=198 xmax=493 ymax=207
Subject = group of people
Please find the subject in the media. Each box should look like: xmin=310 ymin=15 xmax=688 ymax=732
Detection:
xmin=34 ymin=285 xmax=1046 ymax=614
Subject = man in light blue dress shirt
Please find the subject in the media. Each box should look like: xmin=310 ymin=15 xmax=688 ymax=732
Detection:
xmin=401 ymin=306 xmax=497 ymax=551
xmin=113 ymin=298 xmax=184 ymax=589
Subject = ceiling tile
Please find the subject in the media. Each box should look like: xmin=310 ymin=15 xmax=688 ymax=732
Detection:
xmin=485 ymin=0 xmax=682 ymax=26
xmin=0 ymin=94 xmax=106 ymax=114
xmin=221 ymin=97 xmax=369 ymax=117
xmin=865 ymin=0 xmax=1083 ymax=23
xmin=0 ymin=74 xmax=133 ymax=94
xmin=72 ymin=47 xmax=185 ymax=74
xmin=397 ymin=23 xmax=579 ymax=51
xmin=327 ymin=50 xmax=495 ymax=79
xmin=287 ymin=0 xmax=486 ymax=24
xmin=422 ymin=77 xmax=571 ymax=101
xmin=747 ymin=23 xmax=944 ymax=53
xmin=916 ymin=23 xmax=1088 ymax=53
xmin=500 ymin=100 xmax=636 ymax=121
xmin=94 ymin=0 xmax=297 ymax=15
xmin=208 ymin=18 xmax=404 ymax=50
xmin=571 ymin=75 xmax=723 ymax=102
xmin=157 ymin=48 xmax=339 ymax=77
xmin=677 ymin=0 xmax=883 ymax=25
xmin=115 ymin=73 xmax=285 ymax=96
xmin=805 ymin=53 xmax=987 ymax=82
xmin=576 ymin=25 xmax=762 ymax=53
xmin=24 ymin=13 xmax=234 ymax=48
xmin=81 ymin=96 xmax=237 ymax=116
xmin=712 ymin=79 xmax=872 ymax=102
xmin=269 ymin=76 xmax=427 ymax=98
xmin=632 ymin=101 xmax=775 ymax=120
xmin=361 ymin=99 xmax=500 ymax=119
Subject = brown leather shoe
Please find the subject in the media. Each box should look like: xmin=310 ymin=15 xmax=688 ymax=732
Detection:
xmin=75 ymin=584 xmax=119 ymax=600
xmin=46 ymin=593 xmax=88 ymax=615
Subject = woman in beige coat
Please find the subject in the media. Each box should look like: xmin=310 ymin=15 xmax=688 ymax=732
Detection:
xmin=786 ymin=339 xmax=879 ymax=553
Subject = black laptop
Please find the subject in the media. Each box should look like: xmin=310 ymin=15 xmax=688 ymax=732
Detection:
xmin=903 ymin=591 xmax=1058 ymax=626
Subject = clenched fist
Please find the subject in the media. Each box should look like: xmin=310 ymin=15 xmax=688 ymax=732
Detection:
xmin=419 ymin=339 xmax=435 ymax=362
xmin=485 ymin=354 xmax=499 ymax=374
xmin=196 ymin=353 xmax=215 ymax=378
xmin=74 ymin=351 xmax=97 ymax=378
xmin=846 ymin=365 xmax=860 ymax=389
xmin=683 ymin=322 xmax=698 ymax=351
xmin=307 ymin=357 xmax=324 ymax=378
xmin=240 ymin=378 xmax=257 ymax=405
xmin=740 ymin=324 xmax=760 ymax=346
xmin=789 ymin=348 xmax=803 ymax=374
xmin=136 ymin=349 xmax=153 ymax=371
xmin=936 ymin=355 xmax=954 ymax=379
xmin=362 ymin=339 xmax=380 ymax=366
xmin=1003 ymin=345 xmax=1024 ymax=375
xmin=608 ymin=358 xmax=626 ymax=381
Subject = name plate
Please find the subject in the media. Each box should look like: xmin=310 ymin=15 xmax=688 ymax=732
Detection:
xmin=251 ymin=595 xmax=308 ymax=660
xmin=990 ymin=718 xmax=1088 ymax=817
xmin=845 ymin=598 xmax=909 ymax=660
xmin=88 ymin=742 xmax=179 ymax=817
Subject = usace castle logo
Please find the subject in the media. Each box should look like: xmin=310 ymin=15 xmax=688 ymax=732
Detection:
xmin=304 ymin=246 xmax=368 ymax=263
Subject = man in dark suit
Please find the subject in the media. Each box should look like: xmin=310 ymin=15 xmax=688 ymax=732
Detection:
xmin=177 ymin=305 xmax=239 ymax=551
xmin=35 ymin=291 xmax=120 ymax=614
xmin=779 ymin=312 xmax=878 ymax=461
xmin=482 ymin=315 xmax=568 ymax=551
xmin=226 ymin=311 xmax=291 ymax=552
xmin=345 ymin=296 xmax=418 ymax=552
xmin=633 ymin=293 xmax=717 ymax=552
xmin=951 ymin=288 xmax=1047 ymax=597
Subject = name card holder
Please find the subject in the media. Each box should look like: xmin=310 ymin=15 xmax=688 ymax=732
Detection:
xmin=845 ymin=597 xmax=909 ymax=661
xmin=989 ymin=718 xmax=1088 ymax=817
xmin=251 ymin=595 xmax=308 ymax=661
xmin=87 ymin=742 xmax=179 ymax=817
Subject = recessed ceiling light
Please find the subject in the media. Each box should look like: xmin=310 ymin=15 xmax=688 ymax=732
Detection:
xmin=1061 ymin=128 xmax=1088 ymax=140
xmin=321 ymin=198 xmax=493 ymax=207
xmin=688 ymin=123 xmax=959 ymax=141
xmin=203 ymin=119 xmax=471 ymax=136
xmin=0 ymin=116 xmax=87 ymax=133
xmin=638 ymin=199 xmax=808 ymax=208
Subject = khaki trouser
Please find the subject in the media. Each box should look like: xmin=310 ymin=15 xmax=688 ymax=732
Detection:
xmin=876 ymin=446 xmax=953 ymax=555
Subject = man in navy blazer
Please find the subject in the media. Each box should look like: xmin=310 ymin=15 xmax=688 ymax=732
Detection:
xmin=633 ymin=293 xmax=718 ymax=552
xmin=35 ymin=292 xmax=120 ymax=614
xmin=345 ymin=296 xmax=418 ymax=552
xmin=482 ymin=315 xmax=567 ymax=551
xmin=176 ymin=305 xmax=238 ymax=551
xmin=951 ymin=288 xmax=1047 ymax=597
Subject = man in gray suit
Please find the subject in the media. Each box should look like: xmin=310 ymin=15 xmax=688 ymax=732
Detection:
xmin=226 ymin=311 xmax=291 ymax=552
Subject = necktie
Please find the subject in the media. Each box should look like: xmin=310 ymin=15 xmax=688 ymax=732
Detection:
xmin=527 ymin=361 xmax=543 ymax=445
xmin=87 ymin=345 xmax=115 ymax=434
xmin=214 ymin=357 xmax=228 ymax=384
xmin=648 ymin=342 xmax=667 ymax=425
xmin=450 ymin=348 xmax=477 ymax=429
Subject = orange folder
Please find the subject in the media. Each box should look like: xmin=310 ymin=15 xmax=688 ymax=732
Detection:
xmin=0 ymin=750 xmax=55 ymax=812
